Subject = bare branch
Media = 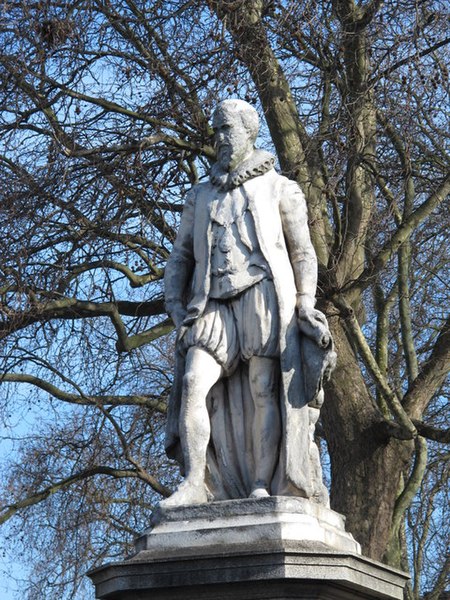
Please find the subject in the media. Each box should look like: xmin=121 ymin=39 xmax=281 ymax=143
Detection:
xmin=0 ymin=373 xmax=167 ymax=413
xmin=334 ymin=296 xmax=417 ymax=437
xmin=94 ymin=405 xmax=171 ymax=496
xmin=412 ymin=421 xmax=450 ymax=445
xmin=385 ymin=437 xmax=428 ymax=564
xmin=373 ymin=37 xmax=450 ymax=84
xmin=0 ymin=466 xmax=142 ymax=525
xmin=343 ymin=172 xmax=450 ymax=299
xmin=403 ymin=316 xmax=450 ymax=418
xmin=67 ymin=260 xmax=163 ymax=289
xmin=1 ymin=297 xmax=166 ymax=337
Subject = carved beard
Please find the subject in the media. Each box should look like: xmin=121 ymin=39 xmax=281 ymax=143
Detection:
xmin=217 ymin=143 xmax=237 ymax=172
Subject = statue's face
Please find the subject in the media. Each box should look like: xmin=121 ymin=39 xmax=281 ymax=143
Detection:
xmin=213 ymin=110 xmax=254 ymax=172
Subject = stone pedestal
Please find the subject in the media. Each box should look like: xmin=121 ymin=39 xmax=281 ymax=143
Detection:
xmin=88 ymin=497 xmax=408 ymax=599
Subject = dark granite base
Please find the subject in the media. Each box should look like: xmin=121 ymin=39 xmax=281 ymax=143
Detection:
xmin=89 ymin=541 xmax=408 ymax=599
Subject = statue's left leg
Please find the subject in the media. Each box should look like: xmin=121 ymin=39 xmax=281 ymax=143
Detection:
xmin=248 ymin=356 xmax=281 ymax=498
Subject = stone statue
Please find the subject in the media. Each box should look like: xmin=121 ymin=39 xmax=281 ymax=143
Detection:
xmin=163 ymin=99 xmax=336 ymax=507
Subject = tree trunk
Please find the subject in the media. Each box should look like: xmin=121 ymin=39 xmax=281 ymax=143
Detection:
xmin=322 ymin=314 xmax=413 ymax=561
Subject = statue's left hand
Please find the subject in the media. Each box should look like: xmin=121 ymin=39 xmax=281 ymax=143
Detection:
xmin=297 ymin=306 xmax=332 ymax=349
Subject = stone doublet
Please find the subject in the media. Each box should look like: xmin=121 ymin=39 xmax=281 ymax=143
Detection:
xmin=209 ymin=187 xmax=269 ymax=299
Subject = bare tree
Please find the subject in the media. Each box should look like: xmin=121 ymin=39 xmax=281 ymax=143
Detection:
xmin=0 ymin=0 xmax=449 ymax=597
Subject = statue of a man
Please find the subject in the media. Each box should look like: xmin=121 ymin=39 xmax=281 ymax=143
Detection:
xmin=163 ymin=99 xmax=335 ymax=507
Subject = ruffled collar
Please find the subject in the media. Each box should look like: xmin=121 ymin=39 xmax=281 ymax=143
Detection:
xmin=209 ymin=149 xmax=275 ymax=191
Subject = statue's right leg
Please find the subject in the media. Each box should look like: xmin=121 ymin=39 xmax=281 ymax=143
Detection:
xmin=161 ymin=346 xmax=222 ymax=507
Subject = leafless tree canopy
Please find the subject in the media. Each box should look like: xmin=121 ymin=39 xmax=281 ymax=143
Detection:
xmin=0 ymin=1 xmax=449 ymax=598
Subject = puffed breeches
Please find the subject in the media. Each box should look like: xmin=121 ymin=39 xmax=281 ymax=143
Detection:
xmin=181 ymin=279 xmax=279 ymax=374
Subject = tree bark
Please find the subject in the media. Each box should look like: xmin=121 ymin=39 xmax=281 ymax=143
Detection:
xmin=322 ymin=314 xmax=412 ymax=560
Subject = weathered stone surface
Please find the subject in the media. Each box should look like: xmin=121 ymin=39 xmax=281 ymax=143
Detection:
xmin=89 ymin=498 xmax=408 ymax=599
xmin=163 ymin=99 xmax=336 ymax=507
xmin=135 ymin=497 xmax=361 ymax=556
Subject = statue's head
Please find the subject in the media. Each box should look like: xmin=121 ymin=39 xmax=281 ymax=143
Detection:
xmin=212 ymin=99 xmax=259 ymax=172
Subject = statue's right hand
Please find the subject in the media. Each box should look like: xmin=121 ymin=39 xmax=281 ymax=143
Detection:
xmin=171 ymin=304 xmax=199 ymax=337
xmin=171 ymin=308 xmax=187 ymax=329
xmin=176 ymin=324 xmax=189 ymax=343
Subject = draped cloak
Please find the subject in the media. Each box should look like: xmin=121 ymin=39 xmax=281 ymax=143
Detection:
xmin=164 ymin=159 xmax=335 ymax=504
